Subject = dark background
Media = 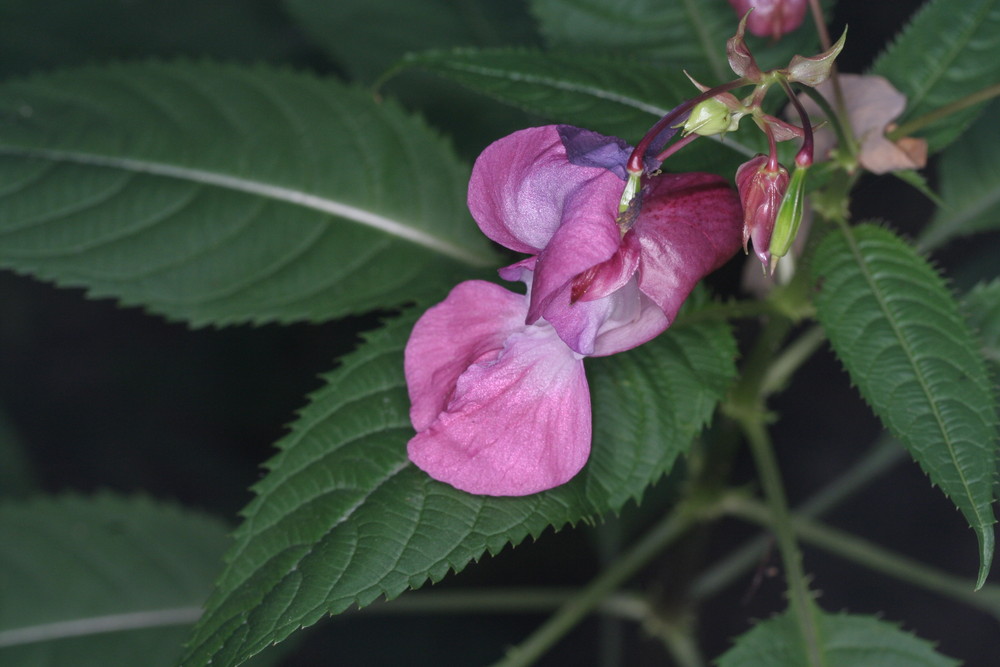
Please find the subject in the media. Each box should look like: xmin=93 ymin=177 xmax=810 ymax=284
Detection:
xmin=2 ymin=0 xmax=997 ymax=665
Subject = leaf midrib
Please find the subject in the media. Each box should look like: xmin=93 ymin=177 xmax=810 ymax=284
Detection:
xmin=0 ymin=146 xmax=495 ymax=268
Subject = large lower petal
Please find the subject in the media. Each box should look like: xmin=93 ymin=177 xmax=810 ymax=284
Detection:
xmin=405 ymin=281 xmax=528 ymax=432
xmin=468 ymin=125 xmax=623 ymax=254
xmin=407 ymin=323 xmax=591 ymax=496
xmin=634 ymin=173 xmax=743 ymax=322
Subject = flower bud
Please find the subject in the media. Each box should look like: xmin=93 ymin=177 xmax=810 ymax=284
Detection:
xmin=727 ymin=0 xmax=808 ymax=41
xmin=735 ymin=155 xmax=789 ymax=268
xmin=768 ymin=164 xmax=808 ymax=269
xmin=681 ymin=98 xmax=739 ymax=137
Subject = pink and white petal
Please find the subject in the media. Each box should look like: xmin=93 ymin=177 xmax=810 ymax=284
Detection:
xmin=407 ymin=325 xmax=591 ymax=496
xmin=468 ymin=126 xmax=619 ymax=254
xmin=633 ymin=173 xmax=743 ymax=321
xmin=590 ymin=279 xmax=671 ymax=357
xmin=526 ymin=177 xmax=624 ymax=327
xmin=405 ymin=281 xmax=528 ymax=432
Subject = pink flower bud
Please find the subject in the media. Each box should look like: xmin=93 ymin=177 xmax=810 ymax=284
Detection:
xmin=728 ymin=0 xmax=808 ymax=41
xmin=735 ymin=155 xmax=790 ymax=268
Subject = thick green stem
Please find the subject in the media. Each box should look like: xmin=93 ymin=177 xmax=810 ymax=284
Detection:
xmin=740 ymin=418 xmax=824 ymax=666
xmin=726 ymin=497 xmax=1000 ymax=621
xmin=490 ymin=505 xmax=699 ymax=667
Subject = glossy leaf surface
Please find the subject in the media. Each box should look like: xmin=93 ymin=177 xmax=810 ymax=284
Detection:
xmin=0 ymin=62 xmax=496 ymax=327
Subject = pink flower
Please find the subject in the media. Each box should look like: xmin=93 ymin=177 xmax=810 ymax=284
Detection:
xmin=728 ymin=0 xmax=807 ymax=40
xmin=406 ymin=125 xmax=743 ymax=496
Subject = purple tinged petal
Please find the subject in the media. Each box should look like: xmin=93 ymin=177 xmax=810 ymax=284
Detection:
xmin=557 ymin=125 xmax=631 ymax=179
xmin=526 ymin=174 xmax=625 ymax=353
xmin=468 ymin=126 xmax=619 ymax=254
xmin=406 ymin=285 xmax=591 ymax=496
xmin=632 ymin=173 xmax=743 ymax=322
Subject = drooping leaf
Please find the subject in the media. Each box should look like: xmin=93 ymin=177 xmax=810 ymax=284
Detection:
xmin=813 ymin=223 xmax=998 ymax=588
xmin=528 ymin=0 xmax=822 ymax=82
xmin=180 ymin=309 xmax=737 ymax=666
xmin=918 ymin=99 xmax=1000 ymax=251
xmin=717 ymin=609 xmax=959 ymax=667
xmin=398 ymin=47 xmax=757 ymax=174
xmin=283 ymin=0 xmax=537 ymax=82
xmin=0 ymin=494 xmax=234 ymax=667
xmin=872 ymin=0 xmax=1000 ymax=152
xmin=0 ymin=62 xmax=497 ymax=327
xmin=964 ymin=279 xmax=1000 ymax=367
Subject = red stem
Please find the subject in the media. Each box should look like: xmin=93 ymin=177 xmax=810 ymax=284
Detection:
xmin=627 ymin=78 xmax=749 ymax=174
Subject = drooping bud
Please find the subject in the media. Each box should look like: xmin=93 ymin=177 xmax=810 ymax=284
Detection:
xmin=768 ymin=164 xmax=808 ymax=271
xmin=681 ymin=97 xmax=739 ymax=137
xmin=735 ymin=154 xmax=789 ymax=268
xmin=727 ymin=0 xmax=808 ymax=41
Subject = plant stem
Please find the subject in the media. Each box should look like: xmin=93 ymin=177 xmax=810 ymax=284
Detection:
xmin=761 ymin=325 xmax=827 ymax=397
xmin=691 ymin=436 xmax=906 ymax=601
xmin=740 ymin=418 xmax=824 ymax=666
xmin=726 ymin=497 xmax=1000 ymax=621
xmin=489 ymin=504 xmax=699 ymax=667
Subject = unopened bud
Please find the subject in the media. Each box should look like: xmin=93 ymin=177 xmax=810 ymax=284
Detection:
xmin=735 ymin=155 xmax=789 ymax=268
xmin=769 ymin=165 xmax=808 ymax=270
xmin=784 ymin=29 xmax=848 ymax=87
xmin=682 ymin=98 xmax=739 ymax=137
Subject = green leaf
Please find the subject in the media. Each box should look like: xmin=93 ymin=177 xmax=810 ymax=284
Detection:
xmin=0 ymin=0 xmax=305 ymax=79
xmin=528 ymin=0 xmax=821 ymax=82
xmin=872 ymin=0 xmax=1000 ymax=152
xmin=0 ymin=494 xmax=230 ymax=667
xmin=918 ymin=99 xmax=1000 ymax=251
xmin=0 ymin=62 xmax=497 ymax=327
xmin=399 ymin=48 xmax=757 ymax=173
xmin=284 ymin=0 xmax=537 ymax=82
xmin=717 ymin=610 xmax=959 ymax=667
xmin=964 ymin=279 xmax=1000 ymax=367
xmin=813 ymin=223 xmax=998 ymax=588
xmin=180 ymin=309 xmax=737 ymax=666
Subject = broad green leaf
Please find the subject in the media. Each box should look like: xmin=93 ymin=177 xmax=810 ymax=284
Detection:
xmin=0 ymin=62 xmax=497 ymax=327
xmin=529 ymin=0 xmax=822 ymax=82
xmin=872 ymin=0 xmax=1000 ymax=152
xmin=919 ymin=99 xmax=1000 ymax=251
xmin=964 ymin=279 xmax=1000 ymax=367
xmin=181 ymin=309 xmax=737 ymax=666
xmin=813 ymin=223 xmax=998 ymax=588
xmin=398 ymin=48 xmax=757 ymax=174
xmin=0 ymin=494 xmax=230 ymax=667
xmin=717 ymin=610 xmax=959 ymax=666
xmin=0 ymin=0 xmax=305 ymax=79
xmin=283 ymin=0 xmax=537 ymax=82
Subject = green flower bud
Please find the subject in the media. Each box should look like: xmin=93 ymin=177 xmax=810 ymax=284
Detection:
xmin=768 ymin=165 xmax=808 ymax=267
xmin=681 ymin=98 xmax=739 ymax=137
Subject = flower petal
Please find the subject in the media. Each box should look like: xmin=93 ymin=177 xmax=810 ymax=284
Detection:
xmin=407 ymin=324 xmax=591 ymax=496
xmin=526 ymin=174 xmax=624 ymax=351
xmin=405 ymin=281 xmax=527 ymax=431
xmin=634 ymin=173 xmax=743 ymax=321
xmin=467 ymin=125 xmax=622 ymax=254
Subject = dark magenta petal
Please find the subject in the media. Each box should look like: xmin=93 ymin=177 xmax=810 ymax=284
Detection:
xmin=633 ymin=173 xmax=743 ymax=322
